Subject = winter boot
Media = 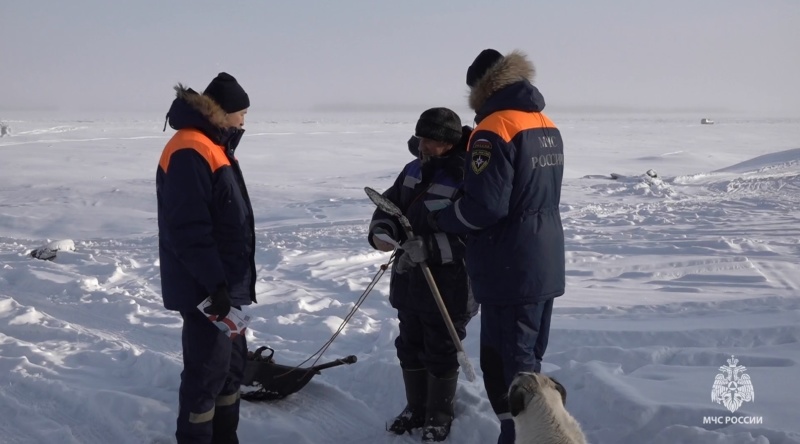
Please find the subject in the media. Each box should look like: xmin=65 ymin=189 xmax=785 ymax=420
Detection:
xmin=421 ymin=371 xmax=458 ymax=442
xmin=211 ymin=391 xmax=241 ymax=444
xmin=388 ymin=368 xmax=428 ymax=434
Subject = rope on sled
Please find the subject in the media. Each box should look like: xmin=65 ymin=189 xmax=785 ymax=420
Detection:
xmin=243 ymin=254 xmax=394 ymax=401
xmin=275 ymin=252 xmax=395 ymax=378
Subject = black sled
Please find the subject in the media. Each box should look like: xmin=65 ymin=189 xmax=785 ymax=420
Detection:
xmin=241 ymin=346 xmax=357 ymax=402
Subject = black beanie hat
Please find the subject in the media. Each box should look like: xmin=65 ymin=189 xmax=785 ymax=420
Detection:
xmin=466 ymin=49 xmax=504 ymax=87
xmin=415 ymin=108 xmax=462 ymax=145
xmin=203 ymin=72 xmax=250 ymax=113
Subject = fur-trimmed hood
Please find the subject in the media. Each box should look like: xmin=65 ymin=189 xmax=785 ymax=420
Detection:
xmin=165 ymin=84 xmax=244 ymax=150
xmin=172 ymin=84 xmax=229 ymax=128
xmin=468 ymin=51 xmax=536 ymax=112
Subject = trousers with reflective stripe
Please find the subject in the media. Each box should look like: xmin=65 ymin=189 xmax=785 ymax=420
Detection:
xmin=480 ymin=299 xmax=554 ymax=444
xmin=177 ymin=308 xmax=247 ymax=444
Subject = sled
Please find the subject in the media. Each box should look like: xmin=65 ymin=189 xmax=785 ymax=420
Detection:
xmin=241 ymin=346 xmax=357 ymax=401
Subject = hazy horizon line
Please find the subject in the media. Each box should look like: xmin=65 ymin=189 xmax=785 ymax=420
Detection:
xmin=0 ymin=102 xmax=782 ymax=116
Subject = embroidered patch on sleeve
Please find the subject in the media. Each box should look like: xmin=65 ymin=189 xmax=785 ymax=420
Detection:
xmin=471 ymin=149 xmax=491 ymax=174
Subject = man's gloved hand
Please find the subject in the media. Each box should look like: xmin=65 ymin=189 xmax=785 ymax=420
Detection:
xmin=371 ymin=227 xmax=396 ymax=252
xmin=204 ymin=285 xmax=232 ymax=319
xmin=401 ymin=237 xmax=428 ymax=263
xmin=395 ymin=252 xmax=415 ymax=275
xmin=395 ymin=237 xmax=428 ymax=275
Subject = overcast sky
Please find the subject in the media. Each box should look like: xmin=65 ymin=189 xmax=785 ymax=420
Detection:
xmin=1 ymin=0 xmax=798 ymax=115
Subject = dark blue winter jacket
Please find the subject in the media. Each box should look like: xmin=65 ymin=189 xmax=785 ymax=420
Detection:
xmin=369 ymin=135 xmax=478 ymax=317
xmin=156 ymin=86 xmax=256 ymax=311
xmin=434 ymin=53 xmax=565 ymax=305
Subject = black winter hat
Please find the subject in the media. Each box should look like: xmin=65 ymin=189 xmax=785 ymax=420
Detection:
xmin=466 ymin=49 xmax=504 ymax=87
xmin=203 ymin=72 xmax=250 ymax=113
xmin=414 ymin=107 xmax=462 ymax=145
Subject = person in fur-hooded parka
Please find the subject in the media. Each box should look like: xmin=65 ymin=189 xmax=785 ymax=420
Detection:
xmin=156 ymin=72 xmax=254 ymax=444
xmin=429 ymin=50 xmax=566 ymax=444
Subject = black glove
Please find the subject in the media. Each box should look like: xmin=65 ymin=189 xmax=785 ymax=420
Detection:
xmin=204 ymin=285 xmax=232 ymax=319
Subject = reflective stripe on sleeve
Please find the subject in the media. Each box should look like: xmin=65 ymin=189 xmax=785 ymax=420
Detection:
xmin=428 ymin=184 xmax=457 ymax=198
xmin=455 ymin=200 xmax=482 ymax=230
xmin=434 ymin=233 xmax=453 ymax=264
xmin=424 ymin=199 xmax=453 ymax=212
xmin=403 ymin=175 xmax=421 ymax=188
xmin=370 ymin=218 xmax=399 ymax=238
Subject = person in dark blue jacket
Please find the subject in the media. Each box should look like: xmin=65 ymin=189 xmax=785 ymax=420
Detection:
xmin=368 ymin=108 xmax=477 ymax=442
xmin=425 ymin=50 xmax=566 ymax=444
xmin=156 ymin=72 xmax=255 ymax=444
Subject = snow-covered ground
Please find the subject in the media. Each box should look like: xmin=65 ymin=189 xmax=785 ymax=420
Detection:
xmin=1 ymin=110 xmax=799 ymax=444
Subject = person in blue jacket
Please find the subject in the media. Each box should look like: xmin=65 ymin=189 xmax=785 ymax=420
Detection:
xmin=368 ymin=108 xmax=477 ymax=442
xmin=420 ymin=50 xmax=566 ymax=444
xmin=156 ymin=72 xmax=255 ymax=444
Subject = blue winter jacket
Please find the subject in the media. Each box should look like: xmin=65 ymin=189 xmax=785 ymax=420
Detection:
xmin=369 ymin=135 xmax=478 ymax=317
xmin=156 ymin=86 xmax=256 ymax=311
xmin=434 ymin=53 xmax=565 ymax=305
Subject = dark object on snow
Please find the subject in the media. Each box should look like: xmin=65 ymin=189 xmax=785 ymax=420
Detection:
xmin=30 ymin=240 xmax=76 ymax=261
xmin=701 ymin=118 xmax=715 ymax=125
xmin=30 ymin=248 xmax=57 ymax=261
xmin=609 ymin=169 xmax=658 ymax=181
xmin=241 ymin=346 xmax=357 ymax=401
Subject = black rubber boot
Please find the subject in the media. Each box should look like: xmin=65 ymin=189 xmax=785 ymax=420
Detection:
xmin=421 ymin=371 xmax=458 ymax=442
xmin=387 ymin=368 xmax=428 ymax=434
xmin=211 ymin=393 xmax=240 ymax=444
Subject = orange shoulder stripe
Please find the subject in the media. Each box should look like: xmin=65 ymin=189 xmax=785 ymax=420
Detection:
xmin=159 ymin=129 xmax=230 ymax=173
xmin=472 ymin=110 xmax=557 ymax=146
